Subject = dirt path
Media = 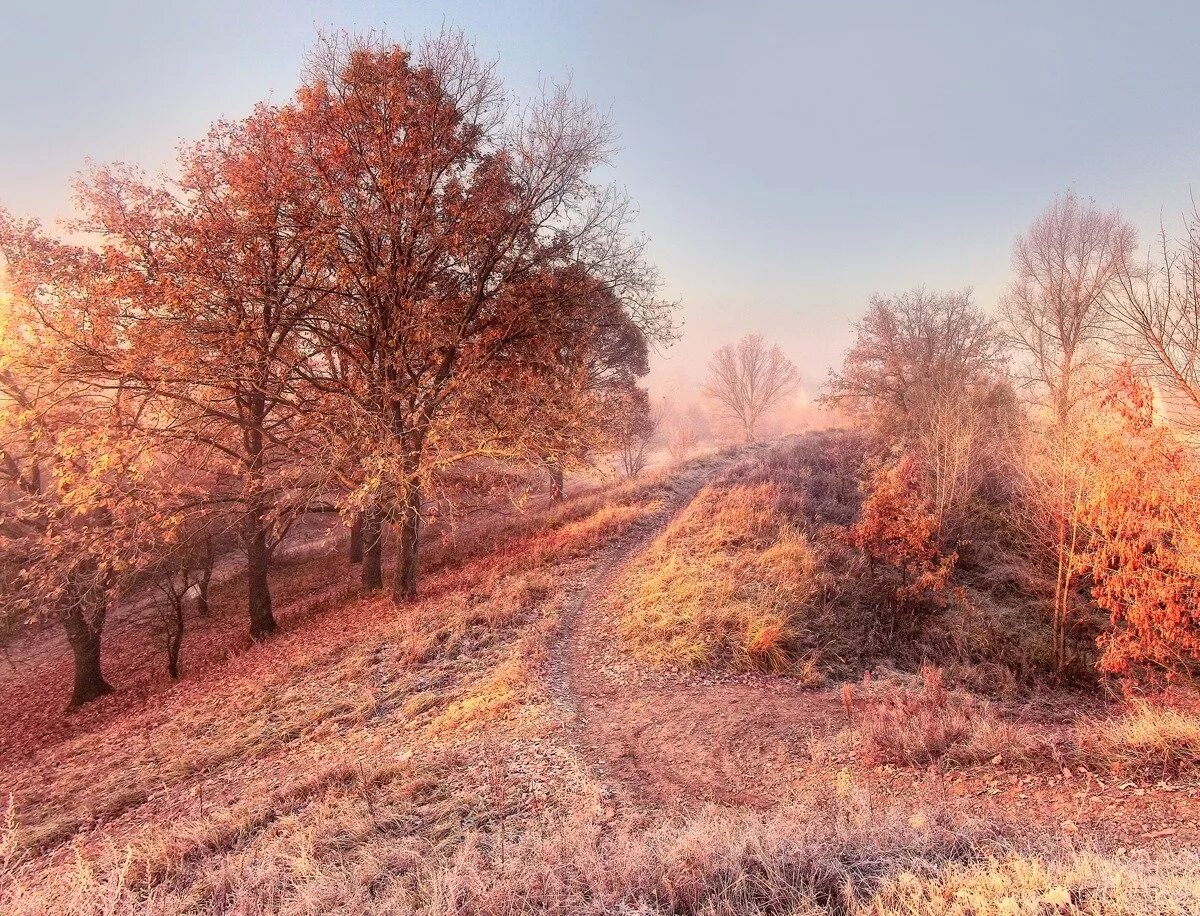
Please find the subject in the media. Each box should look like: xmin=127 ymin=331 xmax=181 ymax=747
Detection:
xmin=547 ymin=445 xmax=1200 ymax=849
xmin=548 ymin=447 xmax=845 ymax=811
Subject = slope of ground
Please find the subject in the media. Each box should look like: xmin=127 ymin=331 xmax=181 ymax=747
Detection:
xmin=3 ymin=435 xmax=1200 ymax=915
xmin=559 ymin=438 xmax=1200 ymax=847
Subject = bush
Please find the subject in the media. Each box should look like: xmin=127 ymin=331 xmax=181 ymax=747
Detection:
xmin=855 ymin=666 xmax=1037 ymax=767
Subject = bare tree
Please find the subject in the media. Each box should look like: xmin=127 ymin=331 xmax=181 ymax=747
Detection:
xmin=998 ymin=196 xmax=1135 ymax=672
xmin=665 ymin=422 xmax=700 ymax=465
xmin=702 ymin=334 xmax=800 ymax=443
xmin=826 ymin=288 xmax=1011 ymax=534
xmin=617 ymin=394 xmax=661 ymax=477
xmin=1107 ymin=201 xmax=1200 ymax=436
xmin=824 ymin=289 xmax=1005 ymax=436
xmin=1002 ymin=191 xmax=1135 ymax=426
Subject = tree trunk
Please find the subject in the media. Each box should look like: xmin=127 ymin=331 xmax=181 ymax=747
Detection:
xmin=361 ymin=505 xmax=383 ymax=592
xmin=196 ymin=539 xmax=213 ymax=616
xmin=393 ymin=483 xmax=422 ymax=602
xmin=166 ymin=599 xmax=184 ymax=680
xmin=245 ymin=521 xmax=277 ymax=639
xmin=62 ymin=606 xmax=112 ymax=709
xmin=349 ymin=512 xmax=364 ymax=564
xmin=549 ymin=465 xmax=564 ymax=502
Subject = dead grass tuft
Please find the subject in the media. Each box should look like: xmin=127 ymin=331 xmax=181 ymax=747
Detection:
xmin=1077 ymin=701 xmax=1200 ymax=775
xmin=856 ymin=666 xmax=1041 ymax=767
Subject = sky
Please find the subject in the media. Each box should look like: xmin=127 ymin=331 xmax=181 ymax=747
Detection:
xmin=3 ymin=0 xmax=1199 ymax=399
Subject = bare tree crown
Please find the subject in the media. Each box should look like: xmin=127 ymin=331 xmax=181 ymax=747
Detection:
xmin=702 ymin=333 xmax=800 ymax=442
xmin=1002 ymin=190 xmax=1135 ymax=424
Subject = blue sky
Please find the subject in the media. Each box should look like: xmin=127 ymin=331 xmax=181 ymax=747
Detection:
xmin=3 ymin=0 xmax=1199 ymax=394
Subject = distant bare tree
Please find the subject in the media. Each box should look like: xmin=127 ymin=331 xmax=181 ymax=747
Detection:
xmin=702 ymin=334 xmax=800 ymax=442
xmin=1002 ymin=191 xmax=1135 ymax=426
xmin=826 ymin=288 xmax=1011 ymax=533
xmin=666 ymin=422 xmax=700 ymax=465
xmin=1108 ymin=202 xmax=1200 ymax=435
xmin=618 ymin=395 xmax=661 ymax=478
xmin=824 ymin=289 xmax=1005 ymax=436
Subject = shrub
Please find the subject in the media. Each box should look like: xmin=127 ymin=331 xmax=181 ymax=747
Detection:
xmin=845 ymin=454 xmax=958 ymax=627
xmin=856 ymin=666 xmax=1036 ymax=767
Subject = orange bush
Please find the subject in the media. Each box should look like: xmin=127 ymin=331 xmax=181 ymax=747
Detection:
xmin=845 ymin=454 xmax=957 ymax=623
xmin=1083 ymin=371 xmax=1200 ymax=679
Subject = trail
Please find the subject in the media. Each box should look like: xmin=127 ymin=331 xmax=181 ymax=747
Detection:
xmin=547 ymin=443 xmax=1200 ymax=846
xmin=548 ymin=446 xmax=843 ymax=811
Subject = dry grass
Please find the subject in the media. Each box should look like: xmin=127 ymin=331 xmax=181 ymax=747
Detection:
xmin=854 ymin=667 xmax=1043 ymax=768
xmin=618 ymin=474 xmax=822 ymax=673
xmin=0 ymin=465 xmax=677 ymax=914
xmin=4 ymin=438 xmax=1200 ymax=914
xmin=8 ymin=758 xmax=1200 ymax=915
xmin=406 ymin=780 xmax=1200 ymax=916
xmin=1077 ymin=701 xmax=1200 ymax=775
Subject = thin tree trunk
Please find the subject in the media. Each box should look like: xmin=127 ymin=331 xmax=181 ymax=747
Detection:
xmin=361 ymin=505 xmax=383 ymax=592
xmin=245 ymin=520 xmax=277 ymax=639
xmin=393 ymin=482 xmax=422 ymax=602
xmin=349 ymin=511 xmax=364 ymax=564
xmin=166 ymin=598 xmax=184 ymax=680
xmin=62 ymin=606 xmax=112 ymax=709
xmin=549 ymin=465 xmax=564 ymax=502
xmin=195 ymin=539 xmax=213 ymax=617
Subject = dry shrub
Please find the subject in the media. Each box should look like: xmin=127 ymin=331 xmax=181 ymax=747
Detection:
xmin=857 ymin=666 xmax=1037 ymax=767
xmin=619 ymin=478 xmax=821 ymax=672
xmin=1077 ymin=701 xmax=1200 ymax=775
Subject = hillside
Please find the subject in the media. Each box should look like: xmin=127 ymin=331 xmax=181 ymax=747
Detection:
xmin=3 ymin=435 xmax=1200 ymax=915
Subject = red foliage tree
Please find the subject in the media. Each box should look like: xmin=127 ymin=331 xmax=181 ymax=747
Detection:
xmin=1083 ymin=369 xmax=1200 ymax=679
xmin=0 ymin=211 xmax=195 ymax=706
xmin=290 ymin=34 xmax=670 ymax=600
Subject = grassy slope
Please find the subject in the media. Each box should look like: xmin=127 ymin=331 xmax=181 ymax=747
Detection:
xmin=2 ymin=440 xmax=1199 ymax=915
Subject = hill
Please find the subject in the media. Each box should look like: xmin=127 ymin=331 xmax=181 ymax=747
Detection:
xmin=2 ymin=436 xmax=1200 ymax=915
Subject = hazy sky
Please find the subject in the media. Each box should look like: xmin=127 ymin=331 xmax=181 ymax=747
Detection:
xmin=3 ymin=0 xmax=1199 ymax=396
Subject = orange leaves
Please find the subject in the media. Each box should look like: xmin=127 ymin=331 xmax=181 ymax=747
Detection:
xmin=846 ymin=452 xmax=957 ymax=616
xmin=1081 ymin=372 xmax=1200 ymax=679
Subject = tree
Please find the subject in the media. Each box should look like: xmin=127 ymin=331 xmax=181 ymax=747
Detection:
xmin=1002 ymin=191 xmax=1134 ymax=427
xmin=665 ymin=421 xmax=700 ymax=465
xmin=825 ymin=289 xmax=1004 ymax=435
xmin=1107 ymin=202 xmax=1200 ymax=436
xmin=825 ymin=289 xmax=1010 ymax=533
xmin=0 ymin=211 xmax=190 ymax=706
xmin=702 ymin=334 xmax=799 ymax=442
xmin=1082 ymin=369 xmax=1200 ymax=680
xmin=999 ymin=195 xmax=1135 ymax=673
xmin=512 ymin=267 xmax=652 ymax=502
xmin=291 ymin=33 xmax=670 ymax=601
xmin=73 ymin=106 xmax=331 ymax=640
xmin=1010 ymin=411 xmax=1095 ymax=674
xmin=616 ymin=391 xmax=660 ymax=478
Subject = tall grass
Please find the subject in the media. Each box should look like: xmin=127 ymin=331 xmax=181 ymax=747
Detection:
xmin=618 ymin=478 xmax=822 ymax=672
xmin=1078 ymin=701 xmax=1200 ymax=775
